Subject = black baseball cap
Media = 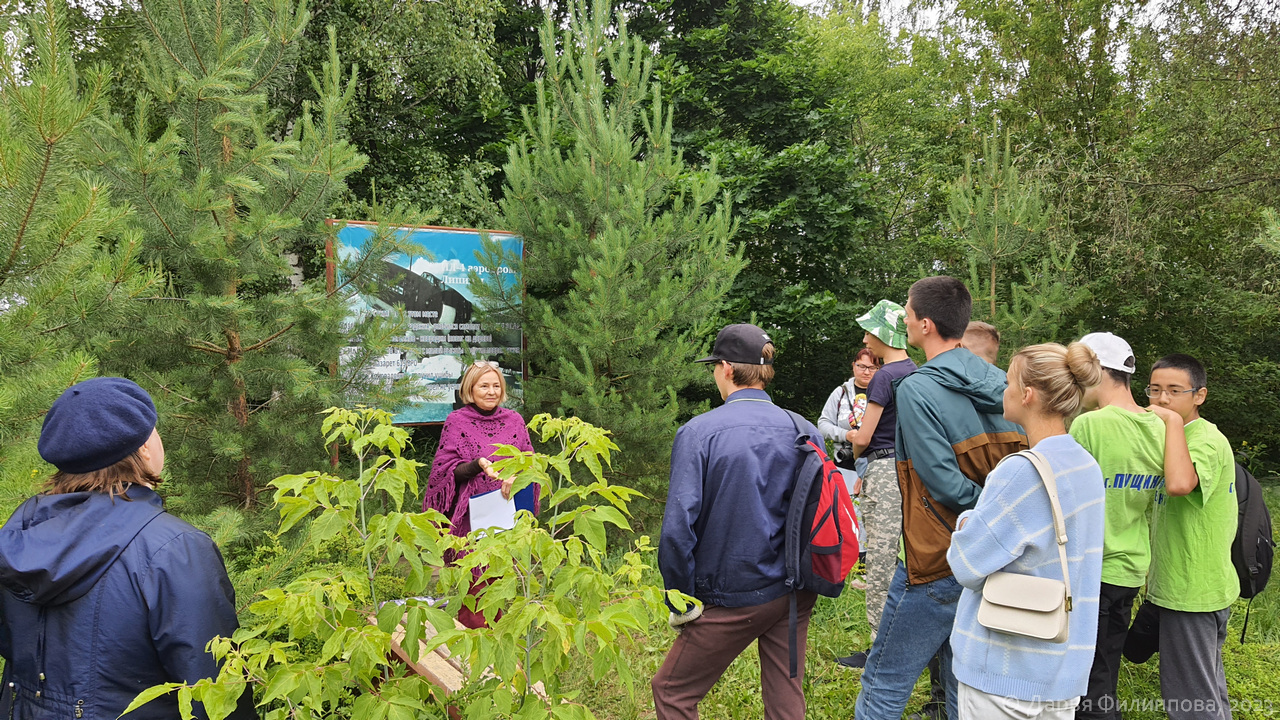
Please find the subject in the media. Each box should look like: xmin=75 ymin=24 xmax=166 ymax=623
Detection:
xmin=695 ymin=323 xmax=774 ymax=365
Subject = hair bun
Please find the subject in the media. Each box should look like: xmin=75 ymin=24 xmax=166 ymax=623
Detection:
xmin=1065 ymin=342 xmax=1103 ymax=388
xmin=1010 ymin=341 xmax=1102 ymax=420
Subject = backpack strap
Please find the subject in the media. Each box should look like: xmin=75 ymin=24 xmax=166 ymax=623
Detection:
xmin=779 ymin=407 xmax=812 ymax=679
xmin=1241 ymin=596 xmax=1255 ymax=645
xmin=781 ymin=407 xmax=808 ymax=439
xmin=1236 ymin=463 xmax=1268 ymax=591
xmin=788 ymin=593 xmax=799 ymax=678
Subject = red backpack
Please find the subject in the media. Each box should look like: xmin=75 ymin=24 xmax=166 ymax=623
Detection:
xmin=783 ymin=420 xmax=860 ymax=591
xmin=781 ymin=410 xmax=861 ymax=675
xmin=802 ymin=437 xmax=861 ymax=583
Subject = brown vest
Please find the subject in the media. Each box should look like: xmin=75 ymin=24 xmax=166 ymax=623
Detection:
xmin=896 ymin=430 xmax=1027 ymax=584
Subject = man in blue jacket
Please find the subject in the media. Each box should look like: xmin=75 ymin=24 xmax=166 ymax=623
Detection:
xmin=652 ymin=323 xmax=820 ymax=720
xmin=854 ymin=277 xmax=1026 ymax=720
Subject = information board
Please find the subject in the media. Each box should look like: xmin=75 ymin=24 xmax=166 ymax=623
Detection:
xmin=332 ymin=221 xmax=523 ymax=424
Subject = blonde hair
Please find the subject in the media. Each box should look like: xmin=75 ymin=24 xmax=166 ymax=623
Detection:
xmin=727 ymin=344 xmax=776 ymax=388
xmin=459 ymin=363 xmax=507 ymax=406
xmin=964 ymin=321 xmax=1001 ymax=364
xmin=45 ymin=452 xmax=159 ymax=498
xmin=1009 ymin=342 xmax=1103 ymax=419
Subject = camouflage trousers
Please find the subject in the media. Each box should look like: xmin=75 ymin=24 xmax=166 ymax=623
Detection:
xmin=837 ymin=468 xmax=866 ymax=548
xmin=861 ymin=457 xmax=903 ymax=640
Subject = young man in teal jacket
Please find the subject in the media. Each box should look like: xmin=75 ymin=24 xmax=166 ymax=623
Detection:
xmin=854 ymin=277 xmax=1026 ymax=720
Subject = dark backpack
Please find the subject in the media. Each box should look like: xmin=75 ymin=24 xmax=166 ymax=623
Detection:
xmin=781 ymin=410 xmax=861 ymax=675
xmin=1233 ymin=463 xmax=1274 ymax=600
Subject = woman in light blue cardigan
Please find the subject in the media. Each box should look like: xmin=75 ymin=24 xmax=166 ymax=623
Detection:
xmin=947 ymin=342 xmax=1107 ymax=719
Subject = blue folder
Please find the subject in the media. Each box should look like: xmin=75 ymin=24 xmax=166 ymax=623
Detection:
xmin=514 ymin=484 xmax=536 ymax=514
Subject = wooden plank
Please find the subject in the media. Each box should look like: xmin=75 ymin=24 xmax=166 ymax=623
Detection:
xmin=385 ymin=619 xmax=467 ymax=693
xmin=377 ymin=608 xmax=549 ymax=702
xmin=416 ymin=614 xmax=467 ymax=671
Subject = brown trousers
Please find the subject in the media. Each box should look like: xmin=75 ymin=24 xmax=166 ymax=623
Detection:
xmin=651 ymin=591 xmax=817 ymax=720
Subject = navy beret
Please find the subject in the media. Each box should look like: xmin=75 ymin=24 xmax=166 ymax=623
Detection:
xmin=38 ymin=377 xmax=157 ymax=473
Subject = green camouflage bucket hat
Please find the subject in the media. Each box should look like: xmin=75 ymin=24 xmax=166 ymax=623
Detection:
xmin=857 ymin=299 xmax=908 ymax=349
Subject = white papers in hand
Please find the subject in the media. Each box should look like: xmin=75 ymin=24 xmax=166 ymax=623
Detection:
xmin=469 ymin=488 xmax=516 ymax=533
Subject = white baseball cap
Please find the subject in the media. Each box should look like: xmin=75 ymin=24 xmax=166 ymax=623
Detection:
xmin=1080 ymin=332 xmax=1136 ymax=373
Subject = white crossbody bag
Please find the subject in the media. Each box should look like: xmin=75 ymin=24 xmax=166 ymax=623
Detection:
xmin=975 ymin=450 xmax=1073 ymax=644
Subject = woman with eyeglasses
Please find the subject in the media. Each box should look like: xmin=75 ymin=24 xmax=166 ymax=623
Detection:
xmin=423 ymin=360 xmax=539 ymax=628
xmin=818 ymin=348 xmax=881 ymax=482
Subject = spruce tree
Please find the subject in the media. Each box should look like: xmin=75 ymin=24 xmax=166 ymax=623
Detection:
xmin=0 ymin=0 xmax=157 ymax=505
xmin=472 ymin=0 xmax=744 ymax=519
xmin=87 ymin=0 xmax=412 ymax=509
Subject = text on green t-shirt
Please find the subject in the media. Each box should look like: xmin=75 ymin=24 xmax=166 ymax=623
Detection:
xmin=1069 ymin=405 xmax=1166 ymax=588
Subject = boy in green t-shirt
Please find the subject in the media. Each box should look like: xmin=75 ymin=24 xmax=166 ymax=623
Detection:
xmin=1071 ymin=332 xmax=1167 ymax=720
xmin=1145 ymin=353 xmax=1238 ymax=720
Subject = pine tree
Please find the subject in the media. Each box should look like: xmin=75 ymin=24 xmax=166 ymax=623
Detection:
xmin=86 ymin=0 xmax=412 ymax=509
xmin=948 ymin=129 xmax=1050 ymax=322
xmin=0 ymin=0 xmax=157 ymax=505
xmin=948 ymin=128 xmax=1086 ymax=360
xmin=472 ymin=0 xmax=744 ymax=519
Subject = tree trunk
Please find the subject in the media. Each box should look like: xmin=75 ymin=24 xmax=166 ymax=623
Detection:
xmin=225 ymin=327 xmax=254 ymax=507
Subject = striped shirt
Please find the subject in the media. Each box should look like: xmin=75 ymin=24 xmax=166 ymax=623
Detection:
xmin=947 ymin=434 xmax=1106 ymax=701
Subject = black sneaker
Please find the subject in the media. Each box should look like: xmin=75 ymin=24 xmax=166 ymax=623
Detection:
xmin=835 ymin=650 xmax=869 ymax=668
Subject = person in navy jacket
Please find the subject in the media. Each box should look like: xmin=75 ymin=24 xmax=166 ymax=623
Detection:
xmin=0 ymin=377 xmax=254 ymax=720
xmin=652 ymin=324 xmax=820 ymax=720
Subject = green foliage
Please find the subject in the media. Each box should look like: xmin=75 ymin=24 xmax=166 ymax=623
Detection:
xmin=83 ymin=0 xmax=419 ymax=510
xmin=1258 ymin=209 xmax=1280 ymax=258
xmin=472 ymin=0 xmax=744 ymax=522
xmin=989 ymin=243 xmax=1090 ymax=360
xmin=903 ymin=0 xmax=1280 ymax=464
xmin=1236 ymin=442 xmax=1272 ymax=482
xmin=0 ymin=0 xmax=158 ymax=505
xmin=938 ymin=0 xmax=1138 ymax=151
xmin=140 ymin=407 xmax=669 ymax=719
xmin=946 ymin=128 xmax=1089 ymax=360
xmin=658 ymin=0 xmax=991 ymax=418
xmin=276 ymin=0 xmax=506 ymax=224
xmin=808 ymin=2 xmax=970 ymax=262
xmin=1062 ymin=0 xmax=1280 ymax=461
xmin=949 ymin=129 xmax=1051 ymax=323
xmin=661 ymin=0 xmax=892 ymax=419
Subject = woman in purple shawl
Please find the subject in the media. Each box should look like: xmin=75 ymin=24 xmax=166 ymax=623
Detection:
xmin=423 ymin=360 xmax=538 ymax=627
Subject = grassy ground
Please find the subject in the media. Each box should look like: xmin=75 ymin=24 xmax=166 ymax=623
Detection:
xmin=566 ymin=478 xmax=1280 ymax=719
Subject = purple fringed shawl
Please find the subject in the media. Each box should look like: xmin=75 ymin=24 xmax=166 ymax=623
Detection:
xmin=423 ymin=404 xmax=538 ymax=537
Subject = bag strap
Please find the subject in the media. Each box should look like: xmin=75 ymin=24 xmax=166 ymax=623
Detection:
xmin=839 ymin=382 xmax=861 ymax=437
xmin=1012 ymin=449 xmax=1073 ymax=611
xmin=778 ymin=403 xmax=808 ymax=679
